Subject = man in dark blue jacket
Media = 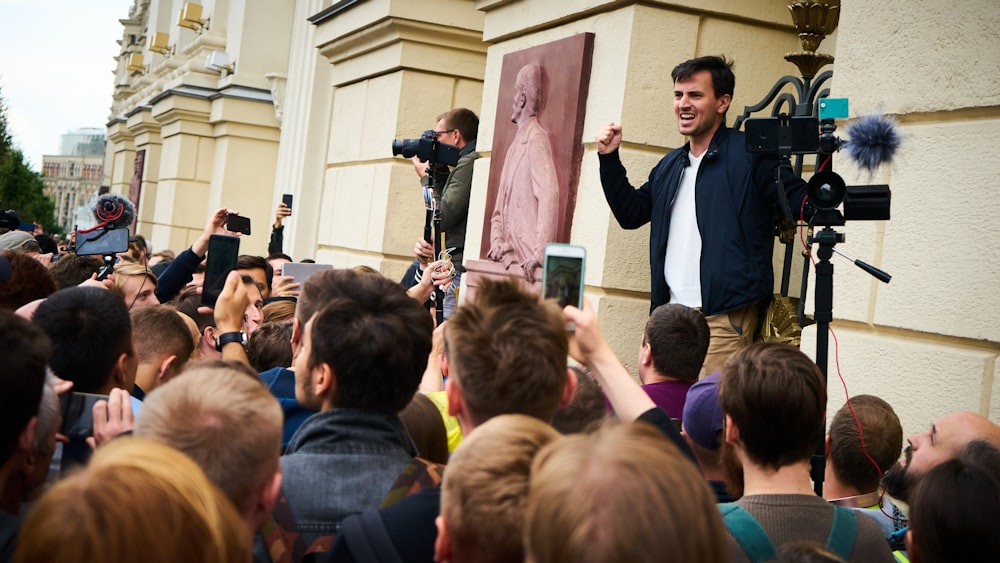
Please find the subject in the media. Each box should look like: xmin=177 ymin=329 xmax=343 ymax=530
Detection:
xmin=596 ymin=55 xmax=807 ymax=375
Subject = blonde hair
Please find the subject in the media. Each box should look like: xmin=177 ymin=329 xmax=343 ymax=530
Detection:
xmin=134 ymin=366 xmax=282 ymax=515
xmin=441 ymin=415 xmax=560 ymax=563
xmin=13 ymin=437 xmax=249 ymax=563
xmin=111 ymin=262 xmax=156 ymax=299
xmin=525 ymin=422 xmax=728 ymax=563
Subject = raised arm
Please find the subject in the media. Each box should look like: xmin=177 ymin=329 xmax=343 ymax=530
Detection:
xmin=563 ymin=298 xmax=695 ymax=462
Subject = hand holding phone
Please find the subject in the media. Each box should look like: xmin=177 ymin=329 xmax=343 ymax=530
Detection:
xmin=541 ymin=243 xmax=586 ymax=309
xmin=202 ymin=234 xmax=241 ymax=307
xmin=282 ymin=194 xmax=293 ymax=215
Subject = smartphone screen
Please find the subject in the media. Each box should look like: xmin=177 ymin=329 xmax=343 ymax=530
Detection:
xmin=542 ymin=243 xmax=586 ymax=309
xmin=75 ymin=227 xmax=130 ymax=255
xmin=226 ymin=213 xmax=252 ymax=235
xmin=282 ymin=193 xmax=294 ymax=213
xmin=202 ymin=234 xmax=241 ymax=307
xmin=59 ymin=392 xmax=108 ymax=439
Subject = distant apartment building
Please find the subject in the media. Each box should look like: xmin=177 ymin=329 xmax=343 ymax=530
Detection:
xmin=41 ymin=128 xmax=106 ymax=231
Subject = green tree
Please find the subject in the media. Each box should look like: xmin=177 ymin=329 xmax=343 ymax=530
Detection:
xmin=0 ymin=87 xmax=60 ymax=233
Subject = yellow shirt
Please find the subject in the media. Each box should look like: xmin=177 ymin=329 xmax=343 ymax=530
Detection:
xmin=425 ymin=391 xmax=463 ymax=453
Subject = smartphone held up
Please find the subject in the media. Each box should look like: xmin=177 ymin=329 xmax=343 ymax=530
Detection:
xmin=541 ymin=243 xmax=586 ymax=310
xmin=202 ymin=234 xmax=241 ymax=307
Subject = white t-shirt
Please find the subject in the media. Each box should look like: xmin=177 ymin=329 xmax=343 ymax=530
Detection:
xmin=664 ymin=150 xmax=704 ymax=307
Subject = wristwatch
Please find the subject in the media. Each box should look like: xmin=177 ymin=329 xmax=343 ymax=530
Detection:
xmin=215 ymin=330 xmax=248 ymax=352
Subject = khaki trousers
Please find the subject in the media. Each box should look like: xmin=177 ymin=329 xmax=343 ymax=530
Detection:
xmin=700 ymin=303 xmax=759 ymax=378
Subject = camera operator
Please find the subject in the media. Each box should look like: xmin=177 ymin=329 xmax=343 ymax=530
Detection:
xmin=407 ymin=108 xmax=479 ymax=319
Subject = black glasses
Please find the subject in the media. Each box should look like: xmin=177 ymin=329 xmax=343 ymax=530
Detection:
xmin=434 ymin=129 xmax=456 ymax=136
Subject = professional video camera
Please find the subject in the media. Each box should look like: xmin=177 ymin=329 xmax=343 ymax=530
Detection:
xmin=744 ymin=99 xmax=895 ymax=226
xmin=391 ymin=130 xmax=461 ymax=167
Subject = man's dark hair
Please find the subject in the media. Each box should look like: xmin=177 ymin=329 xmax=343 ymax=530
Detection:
xmin=718 ymin=343 xmax=826 ymax=470
xmin=235 ymin=254 xmax=273 ymax=294
xmin=550 ymin=365 xmax=605 ymax=434
xmin=48 ymin=254 xmax=103 ymax=289
xmin=33 ymin=286 xmax=133 ymax=393
xmin=960 ymin=440 xmax=1000 ymax=482
xmin=909 ymin=457 xmax=1000 ymax=562
xmin=247 ymin=320 xmax=294 ymax=372
xmin=671 ymin=55 xmax=735 ymax=100
xmin=644 ymin=304 xmax=709 ymax=383
xmin=441 ymin=108 xmax=479 ymax=143
xmin=266 ymin=252 xmax=292 ymax=262
xmin=34 ymin=234 xmax=59 ymax=255
xmin=305 ymin=269 xmax=432 ymax=413
xmin=829 ymin=394 xmax=902 ymax=493
xmin=0 ymin=311 xmax=50 ymax=462
xmin=172 ymin=286 xmax=214 ymax=333
xmin=0 ymin=250 xmax=57 ymax=311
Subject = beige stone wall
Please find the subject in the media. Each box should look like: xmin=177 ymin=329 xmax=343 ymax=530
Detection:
xmin=798 ymin=0 xmax=1000 ymax=436
xmin=309 ymin=0 xmax=487 ymax=280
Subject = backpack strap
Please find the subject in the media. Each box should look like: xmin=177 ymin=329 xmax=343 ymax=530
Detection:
xmin=825 ymin=505 xmax=859 ymax=560
xmin=718 ymin=503 xmax=777 ymax=562
xmin=379 ymin=457 xmax=446 ymax=508
xmin=339 ymin=509 xmax=405 ymax=563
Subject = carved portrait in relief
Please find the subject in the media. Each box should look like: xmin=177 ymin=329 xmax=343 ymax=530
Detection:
xmin=480 ymin=33 xmax=595 ymax=283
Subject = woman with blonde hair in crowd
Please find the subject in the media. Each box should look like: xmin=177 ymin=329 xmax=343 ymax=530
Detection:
xmin=14 ymin=437 xmax=250 ymax=563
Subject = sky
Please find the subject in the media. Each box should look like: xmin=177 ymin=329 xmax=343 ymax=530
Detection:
xmin=0 ymin=0 xmax=134 ymax=169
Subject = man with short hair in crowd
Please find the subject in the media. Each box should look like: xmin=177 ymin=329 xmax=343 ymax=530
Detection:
xmin=330 ymin=278 xmax=577 ymax=562
xmin=172 ymin=274 xmax=264 ymax=361
xmin=434 ymin=415 xmax=560 ymax=563
xmin=883 ymin=410 xmax=1000 ymax=505
xmin=717 ymin=343 xmax=893 ymax=562
xmin=32 ymin=286 xmax=138 ymax=468
xmin=632 ymin=302 xmax=709 ymax=419
xmin=0 ymin=312 xmax=50 ymax=560
xmin=823 ymin=395 xmax=904 ymax=538
xmin=256 ymin=268 xmax=433 ymax=561
xmin=129 ymin=305 xmax=196 ymax=401
xmin=1 ymin=374 xmax=60 ymax=519
xmin=47 ymin=253 xmax=102 ymax=289
xmin=236 ymin=254 xmax=273 ymax=299
xmin=134 ymin=365 xmax=283 ymax=535
xmin=33 ymin=286 xmax=136 ymax=397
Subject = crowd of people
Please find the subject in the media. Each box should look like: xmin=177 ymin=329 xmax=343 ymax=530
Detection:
xmin=1 ymin=54 xmax=999 ymax=563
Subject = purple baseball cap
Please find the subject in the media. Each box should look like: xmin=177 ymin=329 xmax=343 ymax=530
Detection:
xmin=682 ymin=371 xmax=724 ymax=450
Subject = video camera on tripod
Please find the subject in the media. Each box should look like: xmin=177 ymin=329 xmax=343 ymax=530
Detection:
xmin=391 ymin=129 xmax=463 ymax=326
xmin=744 ymin=98 xmax=894 ymax=227
xmin=744 ymin=99 xmax=900 ymax=498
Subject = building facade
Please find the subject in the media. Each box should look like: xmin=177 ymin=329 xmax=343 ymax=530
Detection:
xmin=104 ymin=0 xmax=1000 ymax=437
xmin=41 ymin=128 xmax=106 ymax=231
